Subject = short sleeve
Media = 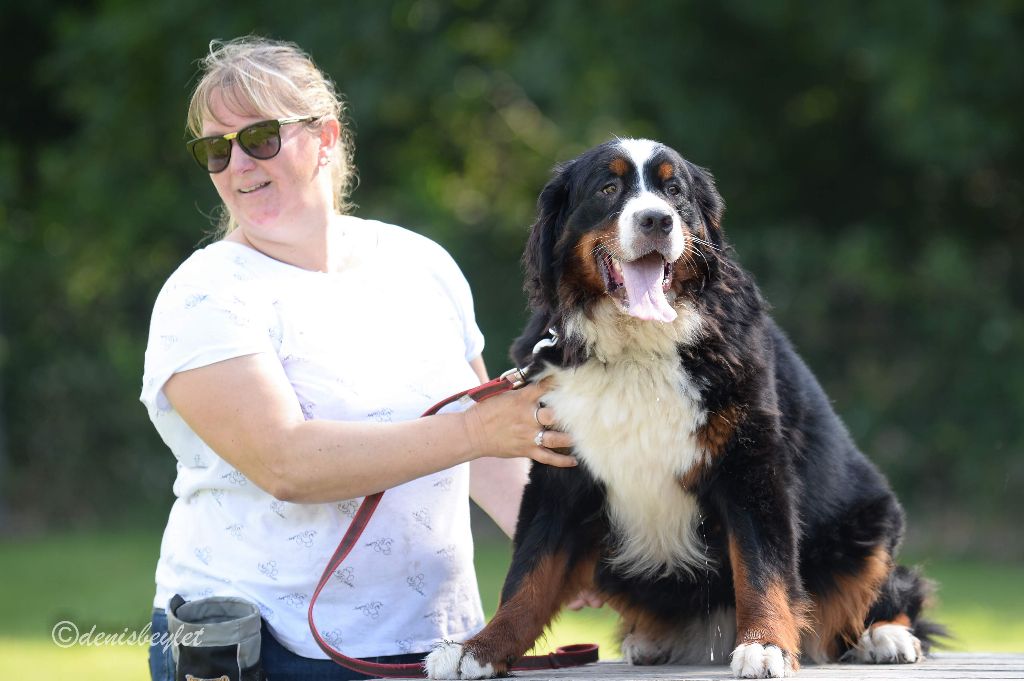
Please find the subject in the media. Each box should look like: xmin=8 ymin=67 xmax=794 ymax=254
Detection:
xmin=429 ymin=246 xmax=485 ymax=362
xmin=450 ymin=265 xmax=485 ymax=362
xmin=374 ymin=220 xmax=486 ymax=363
xmin=140 ymin=259 xmax=278 ymax=418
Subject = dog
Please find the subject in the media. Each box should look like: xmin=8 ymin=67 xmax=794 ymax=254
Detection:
xmin=425 ymin=138 xmax=940 ymax=679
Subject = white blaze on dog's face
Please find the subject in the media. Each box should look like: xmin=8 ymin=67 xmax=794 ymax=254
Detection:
xmin=609 ymin=138 xmax=687 ymax=322
xmin=616 ymin=139 xmax=687 ymax=260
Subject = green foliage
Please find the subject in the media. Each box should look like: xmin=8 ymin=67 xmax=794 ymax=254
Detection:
xmin=0 ymin=1 xmax=1020 ymax=553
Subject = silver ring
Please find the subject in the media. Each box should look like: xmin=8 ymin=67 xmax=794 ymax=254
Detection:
xmin=534 ymin=430 xmax=545 ymax=447
xmin=533 ymin=404 xmax=544 ymax=427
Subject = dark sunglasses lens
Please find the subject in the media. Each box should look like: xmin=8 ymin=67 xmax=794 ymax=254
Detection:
xmin=239 ymin=121 xmax=282 ymax=160
xmin=192 ymin=138 xmax=231 ymax=173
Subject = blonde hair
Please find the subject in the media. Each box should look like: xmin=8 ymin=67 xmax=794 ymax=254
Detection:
xmin=187 ymin=36 xmax=356 ymax=234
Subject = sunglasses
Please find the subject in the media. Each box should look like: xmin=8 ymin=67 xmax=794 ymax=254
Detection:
xmin=187 ymin=116 xmax=315 ymax=173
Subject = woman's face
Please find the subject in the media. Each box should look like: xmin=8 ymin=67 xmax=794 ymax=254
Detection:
xmin=203 ymin=91 xmax=332 ymax=241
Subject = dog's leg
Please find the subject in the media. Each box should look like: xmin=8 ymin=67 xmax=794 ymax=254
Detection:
xmin=425 ymin=469 xmax=604 ymax=679
xmin=804 ymin=545 xmax=892 ymax=662
xmin=727 ymin=536 xmax=806 ymax=678
xmin=718 ymin=459 xmax=809 ymax=679
xmin=425 ymin=548 xmax=597 ymax=679
xmin=798 ymin=489 xmax=939 ymax=663
xmin=616 ymin=604 xmax=736 ymax=666
xmin=616 ymin=605 xmax=682 ymax=666
xmin=841 ymin=564 xmax=938 ymax=664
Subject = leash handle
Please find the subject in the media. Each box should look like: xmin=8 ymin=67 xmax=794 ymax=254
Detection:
xmin=307 ymin=367 xmax=599 ymax=677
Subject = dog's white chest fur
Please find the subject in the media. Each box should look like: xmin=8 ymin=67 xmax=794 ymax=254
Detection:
xmin=540 ymin=304 xmax=710 ymax=576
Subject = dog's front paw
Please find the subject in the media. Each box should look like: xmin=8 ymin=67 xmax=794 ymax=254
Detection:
xmin=845 ymin=624 xmax=922 ymax=664
xmin=424 ymin=641 xmax=496 ymax=680
xmin=730 ymin=643 xmax=795 ymax=678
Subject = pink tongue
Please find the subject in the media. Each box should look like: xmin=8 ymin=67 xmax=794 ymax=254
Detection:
xmin=620 ymin=254 xmax=676 ymax=322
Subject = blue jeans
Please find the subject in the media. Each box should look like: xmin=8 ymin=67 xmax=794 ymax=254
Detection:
xmin=149 ymin=608 xmax=427 ymax=681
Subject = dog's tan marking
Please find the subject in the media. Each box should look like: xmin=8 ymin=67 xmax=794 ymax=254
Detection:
xmin=561 ymin=224 xmax=618 ymax=311
xmin=658 ymin=161 xmax=674 ymax=181
xmin=872 ymin=612 xmax=912 ymax=629
xmin=462 ymin=553 xmax=599 ymax=673
xmin=609 ymin=157 xmax=629 ymax=176
xmin=806 ymin=546 xmax=891 ymax=661
xmin=682 ymin=405 xmax=741 ymax=490
xmin=697 ymin=405 xmax=739 ymax=456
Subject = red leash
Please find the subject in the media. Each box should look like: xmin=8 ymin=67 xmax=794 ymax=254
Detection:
xmin=307 ymin=368 xmax=599 ymax=677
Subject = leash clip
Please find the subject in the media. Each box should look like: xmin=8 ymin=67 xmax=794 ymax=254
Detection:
xmin=532 ymin=327 xmax=559 ymax=355
xmin=499 ymin=366 xmax=527 ymax=389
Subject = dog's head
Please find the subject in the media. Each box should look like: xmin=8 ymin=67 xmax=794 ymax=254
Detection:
xmin=523 ymin=139 xmax=725 ymax=322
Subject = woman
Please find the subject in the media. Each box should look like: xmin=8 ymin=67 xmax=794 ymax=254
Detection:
xmin=141 ymin=36 xmax=585 ymax=681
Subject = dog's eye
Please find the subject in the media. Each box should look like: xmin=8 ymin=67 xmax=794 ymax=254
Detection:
xmin=600 ymin=183 xmax=618 ymax=196
xmin=666 ymin=184 xmax=682 ymax=196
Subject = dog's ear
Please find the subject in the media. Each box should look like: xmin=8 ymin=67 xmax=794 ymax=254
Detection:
xmin=685 ymin=160 xmax=725 ymax=243
xmin=523 ymin=161 xmax=574 ymax=311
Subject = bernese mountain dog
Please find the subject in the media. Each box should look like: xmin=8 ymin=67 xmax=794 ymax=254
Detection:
xmin=426 ymin=138 xmax=940 ymax=679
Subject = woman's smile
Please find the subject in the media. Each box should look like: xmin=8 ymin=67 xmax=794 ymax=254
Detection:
xmin=239 ymin=180 xmax=271 ymax=194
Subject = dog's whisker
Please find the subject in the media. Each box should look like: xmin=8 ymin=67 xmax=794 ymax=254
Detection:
xmin=689 ymin=239 xmax=742 ymax=275
xmin=690 ymin=235 xmax=723 ymax=253
xmin=688 ymin=245 xmax=711 ymax=272
xmin=589 ymin=236 xmax=623 ymax=260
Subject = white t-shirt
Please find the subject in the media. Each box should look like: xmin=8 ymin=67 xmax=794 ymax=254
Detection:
xmin=140 ymin=216 xmax=487 ymax=658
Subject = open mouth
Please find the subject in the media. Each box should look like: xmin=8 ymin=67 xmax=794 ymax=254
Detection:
xmin=597 ymin=249 xmax=677 ymax=322
xmin=239 ymin=181 xmax=270 ymax=194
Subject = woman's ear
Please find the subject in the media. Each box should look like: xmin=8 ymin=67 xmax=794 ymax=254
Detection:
xmin=318 ymin=117 xmax=341 ymax=155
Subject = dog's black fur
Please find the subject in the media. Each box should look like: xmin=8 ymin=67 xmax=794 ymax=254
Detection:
xmin=426 ymin=139 xmax=939 ymax=679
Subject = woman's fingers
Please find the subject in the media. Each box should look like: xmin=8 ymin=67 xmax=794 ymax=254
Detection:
xmin=517 ymin=381 xmax=549 ymax=405
xmin=529 ymin=426 xmax=576 ymax=467
xmin=526 ymin=386 xmax=574 ymax=466
xmin=462 ymin=378 xmax=576 ymax=463
xmin=534 ymin=427 xmax=572 ymax=450
xmin=533 ymin=406 xmax=558 ymax=429
xmin=530 ymin=446 xmax=577 ymax=468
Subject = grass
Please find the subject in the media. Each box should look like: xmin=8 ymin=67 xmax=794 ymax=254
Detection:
xmin=0 ymin=530 xmax=1020 ymax=680
xmin=0 ymin=531 xmax=161 ymax=680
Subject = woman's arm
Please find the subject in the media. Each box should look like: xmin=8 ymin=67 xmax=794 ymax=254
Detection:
xmin=163 ymin=352 xmax=574 ymax=503
xmin=466 ymin=355 xmax=531 ymax=538
xmin=469 ymin=457 xmax=530 ymax=538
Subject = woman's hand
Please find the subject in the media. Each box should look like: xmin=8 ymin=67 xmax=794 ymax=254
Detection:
xmin=462 ymin=380 xmax=577 ymax=468
xmin=565 ymin=589 xmax=606 ymax=611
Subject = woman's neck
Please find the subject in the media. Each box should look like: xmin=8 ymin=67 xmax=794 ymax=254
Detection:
xmin=226 ymin=212 xmax=348 ymax=272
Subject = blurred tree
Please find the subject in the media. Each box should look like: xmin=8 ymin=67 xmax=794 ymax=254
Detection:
xmin=0 ymin=0 xmax=1019 ymax=555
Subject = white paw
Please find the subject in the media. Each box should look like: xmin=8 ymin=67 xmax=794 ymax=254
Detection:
xmin=621 ymin=633 xmax=668 ymax=666
xmin=424 ymin=641 xmax=496 ymax=680
xmin=730 ymin=643 xmax=793 ymax=678
xmin=847 ymin=624 xmax=922 ymax=664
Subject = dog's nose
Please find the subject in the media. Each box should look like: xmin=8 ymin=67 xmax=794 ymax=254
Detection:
xmin=635 ymin=208 xmax=674 ymax=236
